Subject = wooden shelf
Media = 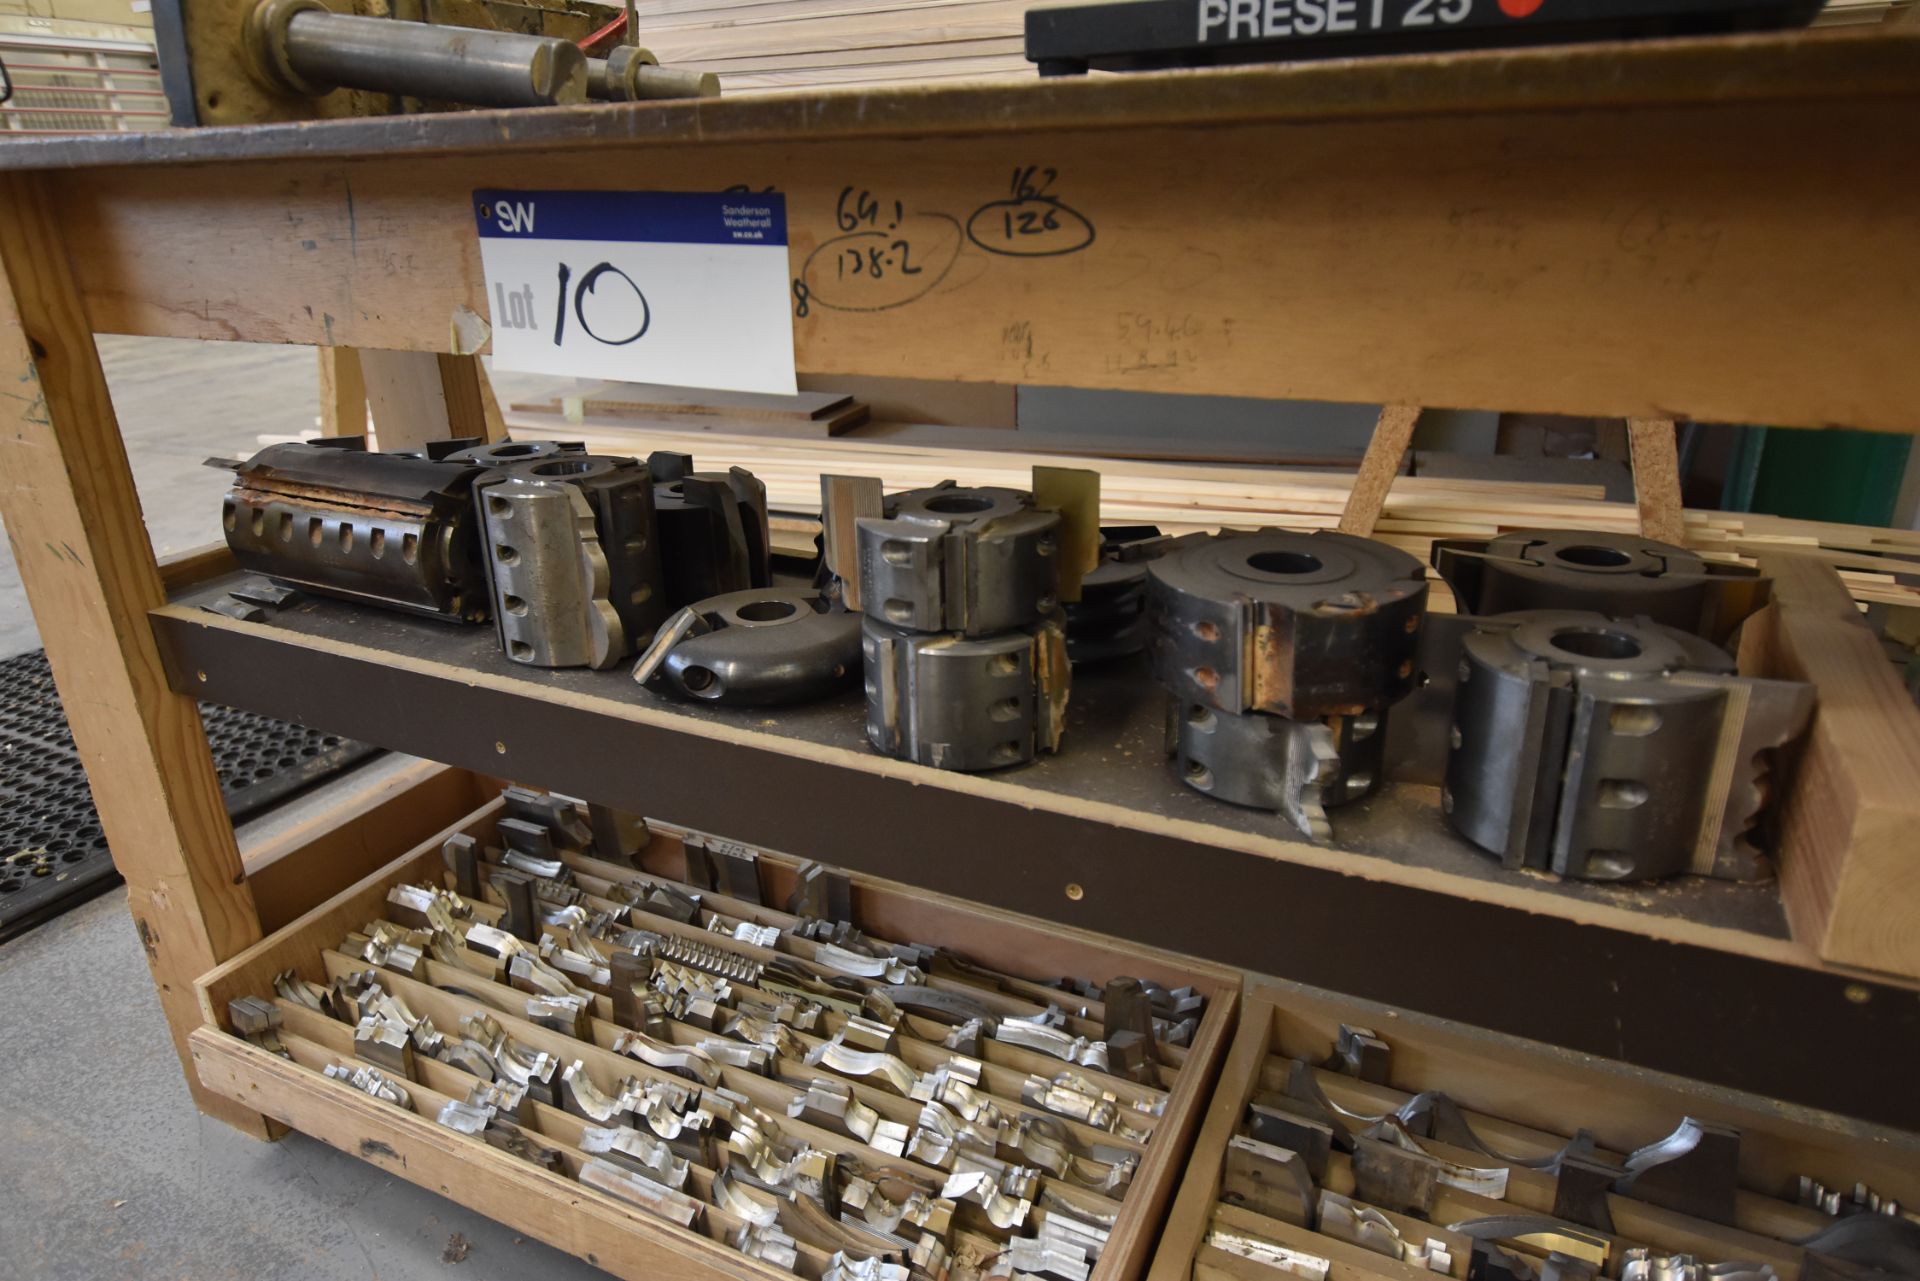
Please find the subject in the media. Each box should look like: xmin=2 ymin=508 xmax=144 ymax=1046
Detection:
xmin=12 ymin=27 xmax=1920 ymax=430
xmin=4 ymin=27 xmax=1919 ymax=171
xmin=153 ymin=578 xmax=1920 ymax=1131
xmin=6 ymin=20 xmax=1919 ymax=1155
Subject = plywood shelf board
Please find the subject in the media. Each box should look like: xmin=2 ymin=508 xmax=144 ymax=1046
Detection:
xmin=149 ymin=579 xmax=1920 ymax=1130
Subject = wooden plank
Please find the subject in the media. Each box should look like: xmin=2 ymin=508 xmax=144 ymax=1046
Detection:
xmin=1201 ymin=1212 xmax=1412 ymax=1281
xmin=254 ymin=1018 xmax=826 ymax=1270
xmin=187 ymin=1031 xmax=769 ymax=1281
xmin=1338 ymin=405 xmax=1421 ymax=537
xmin=437 ymin=353 xmax=494 ymax=442
xmin=360 ymin=349 xmax=490 ymax=452
xmin=517 ymin=379 xmax=866 ymax=427
xmin=0 ymin=171 xmax=269 ymax=1137
xmin=632 ymin=0 xmax=1024 ymax=38
xmin=475 ymin=359 xmax=509 ymax=442
xmin=633 ymin=2 xmax=1028 ymax=61
xmin=240 ymin=761 xmax=490 ymax=933
xmin=724 ymin=62 xmax=1029 ymax=89
xmin=818 ymin=472 xmax=882 ymax=609
xmin=316 ymin=346 xmax=366 ymax=437
xmin=632 ymin=0 xmax=1016 ymax=25
xmin=1098 ymin=982 xmax=1236 ymax=1281
xmin=47 ymin=76 xmax=1920 ymax=432
xmin=501 ymin=417 xmax=1920 ymax=611
xmin=11 ymin=30 xmax=1920 ymax=172
xmin=1628 ymin=417 xmax=1687 ymax=542
xmin=1032 ymin=464 xmax=1101 ymax=602
xmin=157 ymin=541 xmax=238 ymax=592
xmin=1741 ymin=553 xmax=1920 ymax=980
xmin=799 ymin=372 xmax=1016 ymax=427
xmin=688 ymin=37 xmax=1027 ymax=76
xmin=197 ymin=798 xmax=501 ymax=1022
xmin=1148 ymin=998 xmax=1279 ymax=1281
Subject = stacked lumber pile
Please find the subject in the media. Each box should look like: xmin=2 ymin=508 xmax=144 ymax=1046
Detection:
xmin=625 ymin=0 xmax=1031 ymax=96
xmin=619 ymin=0 xmax=1910 ymax=98
xmin=502 ymin=416 xmax=1920 ymax=613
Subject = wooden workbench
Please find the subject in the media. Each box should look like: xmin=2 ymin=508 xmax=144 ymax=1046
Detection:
xmin=3 ymin=25 xmax=1919 ymax=1138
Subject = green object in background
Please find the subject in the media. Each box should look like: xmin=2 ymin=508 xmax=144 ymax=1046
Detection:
xmin=1734 ymin=426 xmax=1911 ymax=526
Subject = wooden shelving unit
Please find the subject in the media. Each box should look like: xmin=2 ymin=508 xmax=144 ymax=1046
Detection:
xmin=2 ymin=22 xmax=1918 ymax=1164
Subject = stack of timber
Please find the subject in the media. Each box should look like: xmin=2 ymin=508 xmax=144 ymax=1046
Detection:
xmin=623 ymin=0 xmax=1032 ymax=95
xmin=501 ymin=415 xmax=1920 ymax=614
xmin=615 ymin=0 xmax=1910 ymax=98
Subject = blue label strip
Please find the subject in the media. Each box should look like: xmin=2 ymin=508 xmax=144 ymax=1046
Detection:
xmin=474 ymin=190 xmax=787 ymax=247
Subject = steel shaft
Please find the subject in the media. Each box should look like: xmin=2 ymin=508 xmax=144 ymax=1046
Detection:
xmin=586 ymin=45 xmax=720 ymax=101
xmin=280 ymin=8 xmax=587 ymax=107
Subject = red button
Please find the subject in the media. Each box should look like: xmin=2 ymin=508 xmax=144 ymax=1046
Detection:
xmin=1499 ymin=0 xmax=1543 ymax=14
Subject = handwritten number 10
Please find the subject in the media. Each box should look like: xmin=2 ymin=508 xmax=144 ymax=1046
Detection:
xmin=552 ymin=260 xmax=650 ymax=348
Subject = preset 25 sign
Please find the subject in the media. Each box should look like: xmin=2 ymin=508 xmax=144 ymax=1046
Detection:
xmin=1197 ymin=0 xmax=1529 ymax=43
xmin=473 ymin=189 xmax=798 ymax=396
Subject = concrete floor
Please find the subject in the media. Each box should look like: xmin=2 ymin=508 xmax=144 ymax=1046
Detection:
xmin=0 ymin=337 xmax=610 ymax=1280
xmin=0 ymin=335 xmax=317 ymax=659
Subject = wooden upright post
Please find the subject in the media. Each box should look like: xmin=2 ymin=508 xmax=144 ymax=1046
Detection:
xmin=1627 ymin=417 xmax=1687 ymax=543
xmin=0 ymin=173 xmax=270 ymax=1135
xmin=359 ymin=350 xmax=501 ymax=452
xmin=1741 ymin=554 xmax=1920 ymax=979
xmin=1338 ymin=404 xmax=1422 ymax=536
xmin=316 ymin=347 xmax=368 ymax=436
xmin=321 ymin=349 xmax=504 ymax=446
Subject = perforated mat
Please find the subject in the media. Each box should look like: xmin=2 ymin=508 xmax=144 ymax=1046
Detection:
xmin=0 ymin=648 xmax=378 ymax=941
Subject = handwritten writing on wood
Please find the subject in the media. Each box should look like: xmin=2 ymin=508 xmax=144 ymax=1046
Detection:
xmin=792 ymin=169 xmax=1097 ymax=318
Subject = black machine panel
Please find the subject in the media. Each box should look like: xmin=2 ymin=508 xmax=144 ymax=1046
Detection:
xmin=1025 ymin=0 xmax=1826 ymax=76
